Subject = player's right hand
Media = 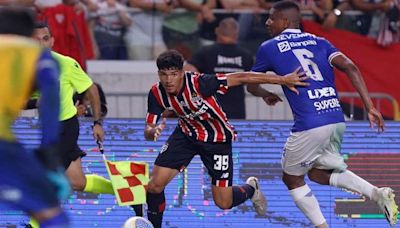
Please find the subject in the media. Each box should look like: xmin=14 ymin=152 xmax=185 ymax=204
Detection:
xmin=153 ymin=117 xmax=167 ymax=141
xmin=283 ymin=67 xmax=310 ymax=95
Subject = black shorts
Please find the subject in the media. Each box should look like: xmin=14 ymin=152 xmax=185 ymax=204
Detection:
xmin=155 ymin=128 xmax=233 ymax=187
xmin=59 ymin=116 xmax=86 ymax=169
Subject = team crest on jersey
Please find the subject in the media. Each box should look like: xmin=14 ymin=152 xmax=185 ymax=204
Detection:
xmin=160 ymin=143 xmax=169 ymax=154
xmin=277 ymin=41 xmax=291 ymax=53
xmin=55 ymin=14 xmax=65 ymax=24
xmin=179 ymin=101 xmax=187 ymax=107
xmin=191 ymin=92 xmax=203 ymax=106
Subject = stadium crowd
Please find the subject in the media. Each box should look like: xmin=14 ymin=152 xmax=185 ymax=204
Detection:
xmin=1 ymin=0 xmax=399 ymax=63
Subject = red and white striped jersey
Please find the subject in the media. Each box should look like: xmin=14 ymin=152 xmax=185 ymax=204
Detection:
xmin=146 ymin=72 xmax=237 ymax=143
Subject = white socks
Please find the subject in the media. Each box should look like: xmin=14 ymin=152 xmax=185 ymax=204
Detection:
xmin=289 ymin=170 xmax=378 ymax=227
xmin=329 ymin=170 xmax=378 ymax=200
xmin=290 ymin=184 xmax=326 ymax=226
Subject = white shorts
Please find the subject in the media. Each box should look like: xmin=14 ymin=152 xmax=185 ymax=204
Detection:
xmin=281 ymin=122 xmax=347 ymax=176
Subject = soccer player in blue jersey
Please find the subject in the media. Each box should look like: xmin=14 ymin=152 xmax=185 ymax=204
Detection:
xmin=251 ymin=1 xmax=398 ymax=227
xmin=0 ymin=8 xmax=70 ymax=227
xmin=144 ymin=49 xmax=310 ymax=228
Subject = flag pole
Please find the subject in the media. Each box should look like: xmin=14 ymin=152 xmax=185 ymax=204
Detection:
xmin=96 ymin=140 xmax=107 ymax=162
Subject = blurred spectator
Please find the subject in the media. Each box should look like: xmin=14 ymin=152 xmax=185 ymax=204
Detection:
xmin=198 ymin=0 xmax=237 ymax=43
xmin=376 ymin=0 xmax=400 ymax=46
xmin=257 ymin=0 xmax=275 ymax=10
xmin=347 ymin=0 xmax=400 ymax=45
xmin=125 ymin=0 xmax=171 ymax=60
xmin=89 ymin=0 xmax=132 ymax=59
xmin=37 ymin=1 xmax=95 ymax=69
xmin=350 ymin=0 xmax=395 ymax=37
xmin=35 ymin=0 xmax=94 ymax=14
xmin=34 ymin=0 xmax=62 ymax=8
xmin=0 ymin=0 xmax=34 ymax=6
xmin=301 ymin=0 xmax=350 ymax=30
xmin=162 ymin=0 xmax=216 ymax=60
xmin=185 ymin=17 xmax=282 ymax=119
xmin=219 ymin=0 xmax=264 ymax=40
xmin=215 ymin=0 xmax=270 ymax=53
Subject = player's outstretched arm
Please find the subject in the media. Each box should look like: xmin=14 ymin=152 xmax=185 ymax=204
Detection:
xmin=226 ymin=67 xmax=309 ymax=94
xmin=332 ymin=54 xmax=384 ymax=132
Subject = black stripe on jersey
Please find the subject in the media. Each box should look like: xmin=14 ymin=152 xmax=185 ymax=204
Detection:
xmin=157 ymin=84 xmax=171 ymax=110
xmin=186 ymin=73 xmax=234 ymax=142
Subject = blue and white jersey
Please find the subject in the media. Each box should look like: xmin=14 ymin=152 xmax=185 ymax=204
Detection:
xmin=252 ymin=29 xmax=345 ymax=132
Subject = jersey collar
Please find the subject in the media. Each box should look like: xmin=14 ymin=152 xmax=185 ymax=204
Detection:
xmin=282 ymin=28 xmax=302 ymax=34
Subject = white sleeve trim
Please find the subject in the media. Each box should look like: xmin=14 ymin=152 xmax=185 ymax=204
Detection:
xmin=328 ymin=52 xmax=343 ymax=67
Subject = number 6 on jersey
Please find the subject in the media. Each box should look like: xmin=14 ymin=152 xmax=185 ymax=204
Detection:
xmin=293 ymin=49 xmax=323 ymax=81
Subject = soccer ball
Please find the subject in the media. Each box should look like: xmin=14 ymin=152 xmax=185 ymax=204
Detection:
xmin=123 ymin=216 xmax=154 ymax=228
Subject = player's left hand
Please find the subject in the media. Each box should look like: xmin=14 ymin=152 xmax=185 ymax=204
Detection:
xmin=262 ymin=92 xmax=283 ymax=106
xmin=368 ymin=107 xmax=385 ymax=133
xmin=93 ymin=124 xmax=105 ymax=142
xmin=75 ymin=100 xmax=86 ymax=117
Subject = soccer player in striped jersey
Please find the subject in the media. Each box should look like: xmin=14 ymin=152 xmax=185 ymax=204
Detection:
xmin=251 ymin=1 xmax=398 ymax=227
xmin=144 ymin=49 xmax=309 ymax=228
xmin=0 ymin=7 xmax=70 ymax=227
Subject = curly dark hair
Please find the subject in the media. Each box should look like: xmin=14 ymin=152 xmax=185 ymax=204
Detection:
xmin=156 ymin=50 xmax=184 ymax=71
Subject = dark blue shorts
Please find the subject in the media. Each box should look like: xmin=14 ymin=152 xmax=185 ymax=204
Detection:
xmin=155 ymin=128 xmax=233 ymax=187
xmin=0 ymin=140 xmax=59 ymax=212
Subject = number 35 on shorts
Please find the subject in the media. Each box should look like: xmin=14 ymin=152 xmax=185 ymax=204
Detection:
xmin=214 ymin=155 xmax=229 ymax=171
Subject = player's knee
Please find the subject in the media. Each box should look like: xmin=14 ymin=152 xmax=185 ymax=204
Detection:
xmin=282 ymin=173 xmax=305 ymax=189
xmin=147 ymin=180 xmax=165 ymax=194
xmin=70 ymin=177 xmax=86 ymax=191
xmin=214 ymin=198 xmax=232 ymax=210
xmin=308 ymin=169 xmax=332 ymax=185
xmin=307 ymin=170 xmax=319 ymax=183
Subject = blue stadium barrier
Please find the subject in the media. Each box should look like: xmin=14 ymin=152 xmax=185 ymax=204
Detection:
xmin=0 ymin=118 xmax=399 ymax=227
